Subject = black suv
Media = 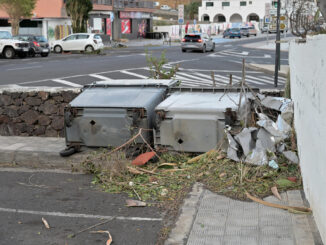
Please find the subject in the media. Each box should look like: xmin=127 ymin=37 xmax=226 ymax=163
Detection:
xmin=13 ymin=35 xmax=50 ymax=57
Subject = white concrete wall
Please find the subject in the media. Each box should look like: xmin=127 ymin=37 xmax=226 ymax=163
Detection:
xmin=289 ymin=34 xmax=326 ymax=243
xmin=198 ymin=0 xmax=269 ymax=24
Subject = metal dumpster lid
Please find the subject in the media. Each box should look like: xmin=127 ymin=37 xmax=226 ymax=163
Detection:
xmin=155 ymin=91 xmax=249 ymax=112
xmin=70 ymin=86 xmax=168 ymax=108
xmin=84 ymin=79 xmax=178 ymax=88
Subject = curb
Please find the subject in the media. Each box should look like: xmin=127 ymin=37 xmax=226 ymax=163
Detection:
xmin=246 ymin=63 xmax=288 ymax=78
xmin=0 ymin=136 xmax=86 ymax=170
xmin=165 ymin=183 xmax=204 ymax=245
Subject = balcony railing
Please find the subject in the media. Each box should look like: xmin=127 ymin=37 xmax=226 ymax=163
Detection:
xmin=92 ymin=0 xmax=154 ymax=9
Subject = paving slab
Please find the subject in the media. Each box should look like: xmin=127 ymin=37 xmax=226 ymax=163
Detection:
xmin=166 ymin=184 xmax=323 ymax=245
xmin=0 ymin=136 xmax=85 ymax=169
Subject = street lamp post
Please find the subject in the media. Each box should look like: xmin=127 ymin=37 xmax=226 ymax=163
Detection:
xmin=274 ymin=0 xmax=281 ymax=87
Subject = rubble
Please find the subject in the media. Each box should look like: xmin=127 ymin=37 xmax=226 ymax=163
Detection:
xmin=224 ymin=94 xmax=296 ymax=167
xmin=283 ymin=151 xmax=299 ymax=164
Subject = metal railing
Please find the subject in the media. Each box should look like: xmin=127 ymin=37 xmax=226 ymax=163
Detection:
xmin=92 ymin=0 xmax=154 ymax=9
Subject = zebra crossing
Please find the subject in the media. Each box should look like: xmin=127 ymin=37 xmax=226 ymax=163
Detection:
xmin=208 ymin=49 xmax=273 ymax=60
xmin=18 ymin=66 xmax=285 ymax=89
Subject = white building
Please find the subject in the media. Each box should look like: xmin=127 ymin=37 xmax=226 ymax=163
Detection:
xmin=198 ymin=0 xmax=277 ymax=27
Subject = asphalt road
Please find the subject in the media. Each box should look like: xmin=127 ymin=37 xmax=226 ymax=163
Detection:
xmin=0 ymin=35 xmax=289 ymax=89
xmin=0 ymin=168 xmax=162 ymax=245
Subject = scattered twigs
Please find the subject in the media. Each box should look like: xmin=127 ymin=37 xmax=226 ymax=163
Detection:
xmin=108 ymin=129 xmax=142 ymax=155
xmin=90 ymin=230 xmax=113 ymax=245
xmin=17 ymin=174 xmax=50 ymax=189
xmin=211 ymin=71 xmax=216 ymax=87
xmin=42 ymin=217 xmax=50 ymax=229
xmin=68 ymin=217 xmax=116 ymax=238
xmin=187 ymin=149 xmax=219 ymax=164
xmin=245 ymin=192 xmax=312 ymax=214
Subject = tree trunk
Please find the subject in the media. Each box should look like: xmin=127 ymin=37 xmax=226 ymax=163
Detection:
xmin=11 ymin=18 xmax=20 ymax=36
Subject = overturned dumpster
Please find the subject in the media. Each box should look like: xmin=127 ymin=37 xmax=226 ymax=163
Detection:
xmin=154 ymin=87 xmax=253 ymax=153
xmin=62 ymin=80 xmax=176 ymax=155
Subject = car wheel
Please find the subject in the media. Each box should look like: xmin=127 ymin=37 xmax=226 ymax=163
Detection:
xmin=202 ymin=45 xmax=206 ymax=53
xmin=239 ymin=36 xmax=241 ymax=39
xmin=255 ymin=34 xmax=257 ymax=36
xmin=3 ymin=47 xmax=15 ymax=59
xmin=54 ymin=45 xmax=62 ymax=53
xmin=182 ymin=49 xmax=186 ymax=52
xmin=60 ymin=147 xmax=76 ymax=157
xmin=211 ymin=43 xmax=215 ymax=52
xmin=247 ymin=34 xmax=249 ymax=37
xmin=41 ymin=53 xmax=49 ymax=57
xmin=85 ymin=45 xmax=94 ymax=52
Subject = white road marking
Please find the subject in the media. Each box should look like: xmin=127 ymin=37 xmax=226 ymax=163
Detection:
xmin=18 ymin=67 xmax=146 ymax=85
xmin=232 ymin=75 xmax=264 ymax=86
xmin=264 ymin=54 xmax=272 ymax=58
xmin=223 ymin=44 xmax=232 ymax=47
xmin=193 ymin=72 xmax=227 ymax=85
xmin=246 ymin=75 xmax=278 ymax=85
xmin=179 ymin=72 xmax=212 ymax=83
xmin=185 ymin=68 xmax=261 ymax=73
xmin=0 ymin=207 xmax=162 ymax=221
xmin=7 ymin=65 xmax=42 ymax=71
xmin=52 ymin=79 xmax=82 ymax=88
xmin=89 ymin=74 xmax=112 ymax=80
xmin=120 ymin=70 xmax=147 ymax=78
xmin=175 ymin=75 xmax=196 ymax=81
xmin=261 ymin=75 xmax=286 ymax=82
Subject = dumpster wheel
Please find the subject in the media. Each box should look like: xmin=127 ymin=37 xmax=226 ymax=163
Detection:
xmin=60 ymin=147 xmax=76 ymax=157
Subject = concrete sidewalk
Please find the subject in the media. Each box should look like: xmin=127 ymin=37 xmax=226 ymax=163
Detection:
xmin=166 ymin=183 xmax=323 ymax=245
xmin=0 ymin=136 xmax=323 ymax=244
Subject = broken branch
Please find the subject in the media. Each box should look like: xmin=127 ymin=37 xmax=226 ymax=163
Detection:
xmin=245 ymin=192 xmax=311 ymax=214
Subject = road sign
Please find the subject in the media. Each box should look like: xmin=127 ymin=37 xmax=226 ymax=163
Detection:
xmin=178 ymin=5 xmax=184 ymax=24
xmin=265 ymin=17 xmax=270 ymax=23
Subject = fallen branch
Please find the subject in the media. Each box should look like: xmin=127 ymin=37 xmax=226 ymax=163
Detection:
xmin=245 ymin=192 xmax=312 ymax=214
xmin=187 ymin=149 xmax=218 ymax=164
xmin=42 ymin=217 xmax=50 ymax=229
xmin=90 ymin=230 xmax=113 ymax=245
xmin=68 ymin=217 xmax=116 ymax=238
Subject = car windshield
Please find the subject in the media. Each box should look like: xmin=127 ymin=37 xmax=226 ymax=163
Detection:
xmin=0 ymin=31 xmax=12 ymax=39
xmin=13 ymin=36 xmax=29 ymax=41
xmin=231 ymin=28 xmax=240 ymax=31
xmin=35 ymin=36 xmax=47 ymax=42
xmin=241 ymin=28 xmax=248 ymax=30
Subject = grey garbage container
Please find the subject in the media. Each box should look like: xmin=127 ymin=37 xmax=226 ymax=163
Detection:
xmin=154 ymin=87 xmax=252 ymax=153
xmin=64 ymin=80 xmax=177 ymax=149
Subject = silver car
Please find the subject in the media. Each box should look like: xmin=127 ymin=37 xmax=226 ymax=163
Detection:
xmin=181 ymin=33 xmax=215 ymax=53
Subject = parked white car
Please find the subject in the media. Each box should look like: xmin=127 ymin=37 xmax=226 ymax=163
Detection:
xmin=160 ymin=5 xmax=171 ymax=10
xmin=0 ymin=31 xmax=30 ymax=59
xmin=51 ymin=33 xmax=104 ymax=53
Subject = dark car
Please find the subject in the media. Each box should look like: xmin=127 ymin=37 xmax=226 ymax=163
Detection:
xmin=223 ymin=28 xmax=241 ymax=38
xmin=13 ymin=35 xmax=50 ymax=57
xmin=240 ymin=27 xmax=250 ymax=37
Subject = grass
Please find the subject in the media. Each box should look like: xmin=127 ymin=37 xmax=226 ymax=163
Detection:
xmin=82 ymin=149 xmax=302 ymax=203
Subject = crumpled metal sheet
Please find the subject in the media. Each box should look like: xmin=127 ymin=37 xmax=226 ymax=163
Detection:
xmin=226 ymin=132 xmax=240 ymax=162
xmin=256 ymin=128 xmax=276 ymax=152
xmin=261 ymin=96 xmax=284 ymax=111
xmin=280 ymin=101 xmax=294 ymax=125
xmin=234 ymin=127 xmax=257 ymax=156
xmin=257 ymin=118 xmax=285 ymax=141
xmin=276 ymin=115 xmax=292 ymax=137
xmin=277 ymin=143 xmax=286 ymax=153
xmin=245 ymin=148 xmax=268 ymax=166
xmin=283 ymin=151 xmax=299 ymax=164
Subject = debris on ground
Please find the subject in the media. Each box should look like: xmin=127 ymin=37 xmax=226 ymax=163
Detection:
xmin=271 ymin=186 xmax=282 ymax=200
xmin=126 ymin=199 xmax=147 ymax=207
xmin=41 ymin=217 xmax=50 ymax=229
xmin=132 ymin=151 xmax=156 ymax=166
xmin=246 ymin=192 xmax=311 ymax=214
xmin=90 ymin=230 xmax=113 ymax=245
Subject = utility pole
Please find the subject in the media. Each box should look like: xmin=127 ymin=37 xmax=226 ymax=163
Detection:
xmin=274 ymin=0 xmax=281 ymax=87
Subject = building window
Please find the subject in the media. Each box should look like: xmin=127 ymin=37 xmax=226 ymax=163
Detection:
xmin=249 ymin=1 xmax=252 ymax=4
xmin=206 ymin=2 xmax=214 ymax=7
xmin=240 ymin=1 xmax=246 ymax=6
xmin=222 ymin=2 xmax=230 ymax=7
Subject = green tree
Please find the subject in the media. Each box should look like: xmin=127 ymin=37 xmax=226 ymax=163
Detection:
xmin=65 ymin=0 xmax=93 ymax=33
xmin=185 ymin=2 xmax=201 ymax=20
xmin=0 ymin=0 xmax=36 ymax=35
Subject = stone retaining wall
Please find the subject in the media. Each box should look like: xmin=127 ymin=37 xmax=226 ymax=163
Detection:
xmin=0 ymin=87 xmax=81 ymax=137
